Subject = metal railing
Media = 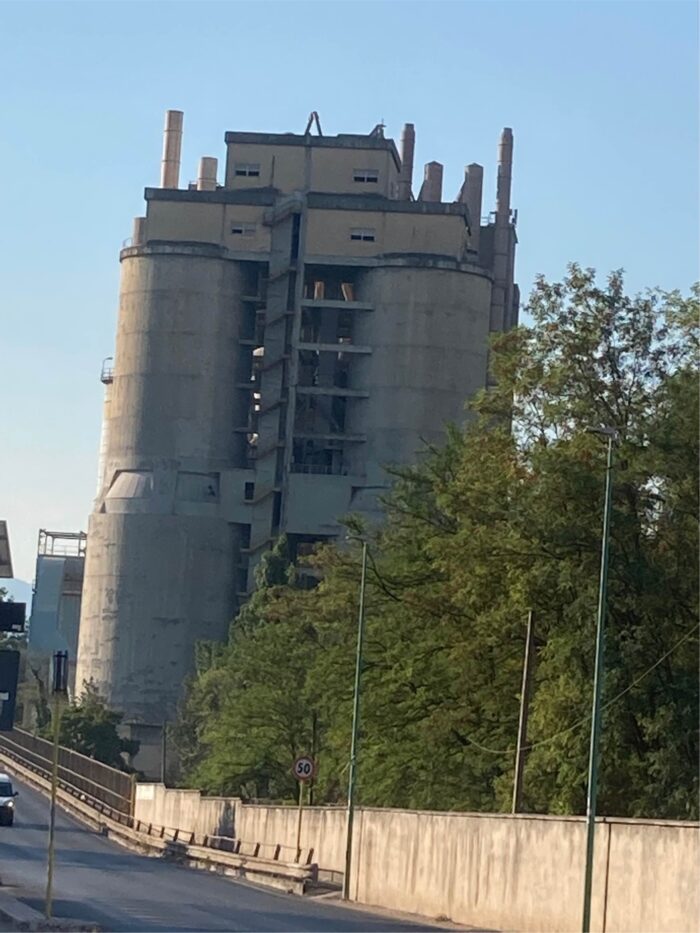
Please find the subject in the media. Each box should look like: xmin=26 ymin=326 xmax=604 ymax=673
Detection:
xmin=100 ymin=357 xmax=114 ymax=384
xmin=0 ymin=732 xmax=316 ymax=867
xmin=290 ymin=463 xmax=348 ymax=475
xmin=0 ymin=728 xmax=133 ymax=816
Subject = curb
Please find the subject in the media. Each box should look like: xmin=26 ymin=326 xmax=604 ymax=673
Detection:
xmin=0 ymin=891 xmax=99 ymax=932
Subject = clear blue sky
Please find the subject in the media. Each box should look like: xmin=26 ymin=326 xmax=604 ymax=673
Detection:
xmin=0 ymin=0 xmax=697 ymax=588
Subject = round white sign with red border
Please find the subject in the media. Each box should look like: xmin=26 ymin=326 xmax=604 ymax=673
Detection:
xmin=292 ymin=755 xmax=316 ymax=782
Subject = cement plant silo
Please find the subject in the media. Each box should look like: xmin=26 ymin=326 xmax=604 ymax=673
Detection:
xmin=76 ymin=110 xmax=518 ymax=772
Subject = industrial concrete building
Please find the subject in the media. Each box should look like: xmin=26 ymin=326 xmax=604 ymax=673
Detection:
xmin=76 ymin=110 xmax=518 ymax=758
xmin=27 ymin=530 xmax=86 ymax=705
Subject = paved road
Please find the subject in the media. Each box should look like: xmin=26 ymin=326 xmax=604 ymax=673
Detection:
xmin=0 ymin=775 xmax=445 ymax=932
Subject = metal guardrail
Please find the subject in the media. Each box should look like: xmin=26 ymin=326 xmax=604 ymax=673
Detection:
xmin=0 ymin=728 xmax=133 ymax=816
xmin=0 ymin=736 xmax=316 ymax=866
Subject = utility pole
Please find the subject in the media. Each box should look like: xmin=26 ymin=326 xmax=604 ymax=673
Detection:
xmin=295 ymin=779 xmax=305 ymax=857
xmin=512 ymin=610 xmax=536 ymax=813
xmin=582 ymin=428 xmax=616 ymax=932
xmin=45 ymin=650 xmax=68 ymax=920
xmin=161 ymin=721 xmax=167 ymax=784
xmin=342 ymin=540 xmax=368 ymax=901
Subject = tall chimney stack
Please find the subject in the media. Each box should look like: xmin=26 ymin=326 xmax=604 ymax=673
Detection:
xmin=398 ymin=122 xmax=415 ymax=200
xmin=462 ymin=163 xmax=484 ymax=251
xmin=490 ymin=128 xmax=515 ymax=334
xmin=197 ymin=156 xmax=218 ymax=191
xmin=418 ymin=161 xmax=443 ymax=202
xmin=496 ymin=127 xmax=513 ymax=221
xmin=160 ymin=110 xmax=184 ymax=189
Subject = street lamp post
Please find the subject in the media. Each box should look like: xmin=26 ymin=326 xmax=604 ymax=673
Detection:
xmin=581 ymin=428 xmax=617 ymax=932
xmin=45 ymin=650 xmax=69 ymax=920
xmin=342 ymin=539 xmax=368 ymax=901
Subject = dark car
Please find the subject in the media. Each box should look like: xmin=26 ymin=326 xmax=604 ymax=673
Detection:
xmin=0 ymin=773 xmax=18 ymax=825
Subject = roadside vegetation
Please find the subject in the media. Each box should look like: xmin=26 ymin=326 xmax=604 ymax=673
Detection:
xmin=46 ymin=682 xmax=139 ymax=771
xmin=176 ymin=266 xmax=698 ymax=818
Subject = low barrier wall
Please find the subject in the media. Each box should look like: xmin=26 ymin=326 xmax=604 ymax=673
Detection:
xmin=349 ymin=807 xmax=699 ymax=933
xmin=0 ymin=751 xmax=317 ymax=896
xmin=134 ymin=786 xmax=700 ymax=932
xmin=134 ymin=784 xmax=236 ymax=839
xmin=237 ymin=803 xmax=346 ymax=874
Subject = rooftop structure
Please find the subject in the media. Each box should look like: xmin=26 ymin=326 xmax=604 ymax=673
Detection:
xmin=27 ymin=530 xmax=87 ymax=707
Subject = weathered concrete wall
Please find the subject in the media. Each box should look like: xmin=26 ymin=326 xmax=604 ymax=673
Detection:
xmin=236 ymin=804 xmax=346 ymax=873
xmin=133 ymin=787 xmax=700 ymax=932
xmin=350 ymin=809 xmax=600 ymax=932
xmin=350 ymin=810 xmax=699 ymax=932
xmin=135 ymin=784 xmax=236 ymax=838
xmin=602 ymin=818 xmax=699 ymax=933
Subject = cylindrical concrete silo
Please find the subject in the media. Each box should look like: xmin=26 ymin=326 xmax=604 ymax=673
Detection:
xmin=76 ymin=242 xmax=246 ymax=730
xmin=346 ymin=258 xmax=492 ymax=483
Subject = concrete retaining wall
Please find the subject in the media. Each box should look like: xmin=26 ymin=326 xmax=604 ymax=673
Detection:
xmin=238 ymin=804 xmax=346 ymax=873
xmin=135 ymin=784 xmax=235 ymax=838
xmin=134 ymin=786 xmax=699 ymax=932
xmin=352 ymin=809 xmax=600 ymax=932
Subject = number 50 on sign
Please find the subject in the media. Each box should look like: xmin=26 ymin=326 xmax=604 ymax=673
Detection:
xmin=293 ymin=755 xmax=316 ymax=782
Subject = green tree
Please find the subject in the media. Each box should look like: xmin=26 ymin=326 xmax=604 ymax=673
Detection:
xmin=174 ymin=537 xmax=324 ymax=799
xmin=52 ymin=682 xmax=139 ymax=771
xmin=177 ymin=268 xmax=698 ymax=819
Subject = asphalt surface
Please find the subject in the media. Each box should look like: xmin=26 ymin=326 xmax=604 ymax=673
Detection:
xmin=0 ymin=775 xmax=446 ymax=932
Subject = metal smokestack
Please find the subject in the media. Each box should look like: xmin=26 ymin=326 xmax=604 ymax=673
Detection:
xmin=418 ymin=161 xmax=443 ymax=202
xmin=160 ymin=110 xmax=184 ymax=189
xmin=496 ymin=127 xmax=513 ymax=221
xmin=398 ymin=122 xmax=415 ymax=200
xmin=463 ymin=163 xmax=484 ymax=251
xmin=197 ymin=157 xmax=218 ymax=191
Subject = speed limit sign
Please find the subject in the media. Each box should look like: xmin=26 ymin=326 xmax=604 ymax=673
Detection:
xmin=292 ymin=755 xmax=316 ymax=782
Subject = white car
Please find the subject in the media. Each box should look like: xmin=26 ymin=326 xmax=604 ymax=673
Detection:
xmin=0 ymin=772 xmax=18 ymax=826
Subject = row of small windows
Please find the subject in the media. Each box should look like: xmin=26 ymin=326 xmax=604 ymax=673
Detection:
xmin=231 ymin=223 xmax=257 ymax=237
xmin=234 ymin=163 xmax=378 ymax=184
xmin=352 ymin=169 xmax=378 ymax=183
xmin=234 ymin=163 xmax=261 ymax=177
xmin=350 ymin=228 xmax=375 ymax=242
xmin=231 ymin=222 xmax=376 ymax=243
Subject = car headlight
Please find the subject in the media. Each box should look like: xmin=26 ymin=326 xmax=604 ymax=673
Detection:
xmin=2 ymin=801 xmax=13 ymax=808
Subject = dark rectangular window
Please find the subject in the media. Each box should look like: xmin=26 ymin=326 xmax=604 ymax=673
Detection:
xmin=234 ymin=163 xmax=261 ymax=178
xmin=353 ymin=169 xmax=379 ymax=183
xmin=231 ymin=223 xmax=256 ymax=237
xmin=244 ymin=482 xmax=255 ymax=501
xmin=350 ymin=229 xmax=375 ymax=242
xmin=290 ymin=214 xmax=301 ymax=261
xmin=272 ymin=492 xmax=282 ymax=530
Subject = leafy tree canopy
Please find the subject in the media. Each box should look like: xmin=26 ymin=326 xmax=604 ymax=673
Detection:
xmin=50 ymin=682 xmax=139 ymax=771
xmin=176 ymin=267 xmax=698 ymax=819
